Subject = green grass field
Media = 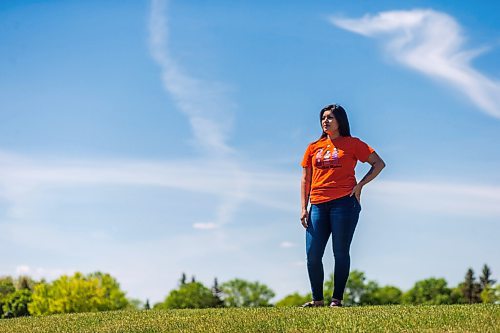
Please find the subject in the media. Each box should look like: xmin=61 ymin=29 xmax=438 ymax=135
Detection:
xmin=0 ymin=304 xmax=498 ymax=333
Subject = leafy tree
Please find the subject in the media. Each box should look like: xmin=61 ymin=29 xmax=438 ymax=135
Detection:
xmin=345 ymin=270 xmax=366 ymax=304
xmin=28 ymin=281 xmax=51 ymax=315
xmin=402 ymin=278 xmax=452 ymax=305
xmin=88 ymin=272 xmax=128 ymax=311
xmin=344 ymin=270 xmax=374 ymax=305
xmin=450 ymin=284 xmax=467 ymax=304
xmin=125 ymin=298 xmax=143 ymax=311
xmin=30 ymin=273 xmax=102 ymax=315
xmin=220 ymin=279 xmax=275 ymax=307
xmin=161 ymin=282 xmax=219 ymax=309
xmin=152 ymin=301 xmax=163 ymax=309
xmin=2 ymin=289 xmax=32 ymax=318
xmin=0 ymin=277 xmax=16 ymax=318
xmin=324 ymin=271 xmax=400 ymax=305
xmin=494 ymin=284 xmax=500 ymax=303
xmin=461 ymin=268 xmax=482 ymax=304
xmin=479 ymin=281 xmax=499 ymax=304
xmin=0 ymin=277 xmax=15 ymax=296
xmin=275 ymin=292 xmax=311 ymax=307
xmin=364 ymin=285 xmax=402 ymax=305
xmin=15 ymin=276 xmax=35 ymax=291
xmin=28 ymin=272 xmax=129 ymax=315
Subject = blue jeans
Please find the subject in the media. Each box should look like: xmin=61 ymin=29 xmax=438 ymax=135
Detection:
xmin=306 ymin=195 xmax=361 ymax=301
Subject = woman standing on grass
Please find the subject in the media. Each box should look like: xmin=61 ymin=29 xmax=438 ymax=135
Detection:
xmin=300 ymin=104 xmax=385 ymax=307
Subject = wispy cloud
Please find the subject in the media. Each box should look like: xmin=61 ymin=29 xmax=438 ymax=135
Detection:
xmin=330 ymin=9 xmax=500 ymax=119
xmin=1 ymin=151 xmax=499 ymax=221
xmin=148 ymin=0 xmax=234 ymax=155
xmin=0 ymin=151 xmax=296 ymax=222
xmin=148 ymin=0 xmax=247 ymax=228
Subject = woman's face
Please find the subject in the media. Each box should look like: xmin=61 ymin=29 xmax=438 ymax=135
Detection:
xmin=321 ymin=110 xmax=339 ymax=135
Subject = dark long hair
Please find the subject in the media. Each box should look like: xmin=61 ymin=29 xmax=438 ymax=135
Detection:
xmin=319 ymin=104 xmax=351 ymax=139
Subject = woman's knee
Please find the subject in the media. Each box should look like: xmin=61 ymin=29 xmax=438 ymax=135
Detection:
xmin=306 ymin=250 xmax=323 ymax=266
xmin=332 ymin=248 xmax=350 ymax=260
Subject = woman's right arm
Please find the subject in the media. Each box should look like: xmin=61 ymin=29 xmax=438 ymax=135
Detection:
xmin=301 ymin=166 xmax=312 ymax=228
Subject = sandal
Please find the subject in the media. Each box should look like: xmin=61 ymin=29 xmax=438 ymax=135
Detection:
xmin=329 ymin=299 xmax=342 ymax=307
xmin=301 ymin=301 xmax=324 ymax=308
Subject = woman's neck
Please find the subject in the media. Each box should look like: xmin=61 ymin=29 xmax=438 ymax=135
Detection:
xmin=328 ymin=132 xmax=341 ymax=141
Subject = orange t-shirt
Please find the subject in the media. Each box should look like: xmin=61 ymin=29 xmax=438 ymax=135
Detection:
xmin=301 ymin=136 xmax=375 ymax=204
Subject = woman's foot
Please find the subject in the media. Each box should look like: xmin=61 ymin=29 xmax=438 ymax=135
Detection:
xmin=301 ymin=300 xmax=324 ymax=307
xmin=329 ymin=299 xmax=342 ymax=307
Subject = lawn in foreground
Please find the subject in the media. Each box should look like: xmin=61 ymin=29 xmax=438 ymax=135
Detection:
xmin=0 ymin=304 xmax=498 ymax=333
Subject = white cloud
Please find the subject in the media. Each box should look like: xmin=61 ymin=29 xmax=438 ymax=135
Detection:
xmin=330 ymin=9 xmax=500 ymax=119
xmin=15 ymin=265 xmax=30 ymax=275
xmin=0 ymin=150 xmax=297 ymax=228
xmin=15 ymin=265 xmax=76 ymax=280
xmin=147 ymin=0 xmax=248 ymax=229
xmin=1 ymin=151 xmax=499 ymax=224
xmin=148 ymin=0 xmax=234 ymax=155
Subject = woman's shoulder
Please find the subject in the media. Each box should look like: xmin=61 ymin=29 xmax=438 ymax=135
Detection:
xmin=344 ymin=136 xmax=366 ymax=144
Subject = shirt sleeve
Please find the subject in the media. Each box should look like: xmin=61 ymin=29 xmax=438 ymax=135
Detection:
xmin=354 ymin=138 xmax=375 ymax=163
xmin=301 ymin=144 xmax=312 ymax=168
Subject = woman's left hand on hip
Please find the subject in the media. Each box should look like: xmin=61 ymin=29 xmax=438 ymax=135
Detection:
xmin=350 ymin=184 xmax=363 ymax=204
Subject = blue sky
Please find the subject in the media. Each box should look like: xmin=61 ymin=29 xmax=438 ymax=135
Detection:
xmin=1 ymin=0 xmax=499 ymax=303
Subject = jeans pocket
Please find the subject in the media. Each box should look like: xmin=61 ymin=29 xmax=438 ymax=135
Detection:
xmin=353 ymin=196 xmax=361 ymax=210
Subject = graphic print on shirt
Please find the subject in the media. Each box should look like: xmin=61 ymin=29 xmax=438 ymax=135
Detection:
xmin=314 ymin=147 xmax=344 ymax=169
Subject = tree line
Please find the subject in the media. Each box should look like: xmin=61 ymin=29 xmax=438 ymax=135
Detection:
xmin=276 ymin=264 xmax=497 ymax=307
xmin=0 ymin=264 xmax=497 ymax=318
